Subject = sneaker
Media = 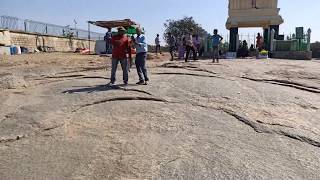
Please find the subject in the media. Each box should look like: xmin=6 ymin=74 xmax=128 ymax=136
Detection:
xmin=144 ymin=81 xmax=149 ymax=85
xmin=123 ymin=82 xmax=128 ymax=86
xmin=107 ymin=82 xmax=115 ymax=86
xmin=136 ymin=81 xmax=145 ymax=85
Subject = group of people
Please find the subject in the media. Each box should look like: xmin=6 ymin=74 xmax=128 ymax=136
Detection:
xmin=238 ymin=33 xmax=265 ymax=58
xmin=108 ymin=27 xmax=149 ymax=86
xmin=155 ymin=28 xmax=223 ymax=62
xmin=155 ymin=28 xmax=224 ymax=63
xmin=105 ymin=27 xmax=228 ymax=86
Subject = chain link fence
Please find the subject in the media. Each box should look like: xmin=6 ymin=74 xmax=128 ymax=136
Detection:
xmin=0 ymin=15 xmax=104 ymax=40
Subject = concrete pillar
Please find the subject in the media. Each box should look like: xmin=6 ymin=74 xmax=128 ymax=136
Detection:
xmin=265 ymin=25 xmax=280 ymax=51
xmin=307 ymin=28 xmax=311 ymax=51
xmin=270 ymin=25 xmax=279 ymax=40
xmin=229 ymin=27 xmax=238 ymax=52
xmin=263 ymin=28 xmax=269 ymax=50
xmin=270 ymin=29 xmax=275 ymax=52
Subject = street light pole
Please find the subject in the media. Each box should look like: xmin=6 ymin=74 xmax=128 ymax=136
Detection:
xmin=88 ymin=21 xmax=91 ymax=54
xmin=74 ymin=19 xmax=78 ymax=38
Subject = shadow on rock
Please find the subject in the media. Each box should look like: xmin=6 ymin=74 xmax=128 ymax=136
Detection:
xmin=62 ymin=84 xmax=150 ymax=95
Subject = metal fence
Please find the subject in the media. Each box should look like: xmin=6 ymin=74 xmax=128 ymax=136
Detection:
xmin=219 ymin=34 xmax=258 ymax=47
xmin=0 ymin=15 xmax=104 ymax=40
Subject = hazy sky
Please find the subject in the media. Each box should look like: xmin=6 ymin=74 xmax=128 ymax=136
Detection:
xmin=1 ymin=0 xmax=319 ymax=44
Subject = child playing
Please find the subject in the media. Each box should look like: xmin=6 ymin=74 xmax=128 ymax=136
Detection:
xmin=211 ymin=29 xmax=223 ymax=63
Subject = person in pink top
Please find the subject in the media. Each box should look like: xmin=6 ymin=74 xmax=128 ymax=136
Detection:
xmin=178 ymin=37 xmax=185 ymax=60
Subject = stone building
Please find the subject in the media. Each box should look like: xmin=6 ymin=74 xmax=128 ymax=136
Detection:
xmin=226 ymin=0 xmax=284 ymax=51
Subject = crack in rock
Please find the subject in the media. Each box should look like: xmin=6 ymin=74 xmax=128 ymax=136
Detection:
xmin=41 ymin=96 xmax=169 ymax=134
xmin=160 ymin=63 xmax=217 ymax=75
xmin=83 ymin=67 xmax=107 ymax=71
xmin=242 ymin=77 xmax=320 ymax=93
xmin=42 ymin=124 xmax=64 ymax=131
xmin=0 ymin=135 xmax=26 ymax=143
xmin=33 ymin=75 xmax=110 ymax=87
xmin=153 ymin=72 xmax=221 ymax=78
xmin=221 ymin=108 xmax=320 ymax=148
xmin=112 ymin=86 xmax=153 ymax=96
xmin=256 ymin=120 xmax=294 ymax=128
xmin=80 ymin=76 xmax=109 ymax=80
xmin=221 ymin=108 xmax=269 ymax=133
xmin=51 ymin=66 xmax=108 ymax=77
xmin=44 ymin=74 xmax=86 ymax=79
xmin=73 ymin=96 xmax=168 ymax=113
xmin=0 ymin=113 xmax=18 ymax=124
xmin=40 ymin=75 xmax=107 ymax=80
xmin=159 ymin=157 xmax=181 ymax=168
xmin=185 ymin=101 xmax=320 ymax=148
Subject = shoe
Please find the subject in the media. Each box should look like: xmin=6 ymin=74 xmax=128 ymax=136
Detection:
xmin=136 ymin=81 xmax=144 ymax=85
xmin=144 ymin=81 xmax=149 ymax=85
xmin=123 ymin=82 xmax=128 ymax=86
xmin=107 ymin=82 xmax=115 ymax=86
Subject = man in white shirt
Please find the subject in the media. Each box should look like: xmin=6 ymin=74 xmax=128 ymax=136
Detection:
xmin=184 ymin=28 xmax=197 ymax=62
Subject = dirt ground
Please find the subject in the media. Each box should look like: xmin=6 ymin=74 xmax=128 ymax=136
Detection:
xmin=0 ymin=52 xmax=320 ymax=180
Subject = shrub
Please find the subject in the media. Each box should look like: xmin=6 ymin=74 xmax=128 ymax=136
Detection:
xmin=260 ymin=50 xmax=268 ymax=56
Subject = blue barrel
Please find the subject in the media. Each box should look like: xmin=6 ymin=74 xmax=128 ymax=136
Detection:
xmin=10 ymin=46 xmax=14 ymax=55
xmin=10 ymin=46 xmax=18 ymax=55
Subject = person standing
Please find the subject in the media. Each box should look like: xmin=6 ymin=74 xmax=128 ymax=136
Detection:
xmin=155 ymin=34 xmax=161 ymax=54
xmin=256 ymin=33 xmax=263 ymax=51
xmin=252 ymin=0 xmax=257 ymax=8
xmin=135 ymin=27 xmax=149 ymax=85
xmin=167 ymin=32 xmax=176 ymax=61
xmin=108 ymin=27 xmax=131 ymax=86
xmin=178 ymin=37 xmax=185 ymax=60
xmin=185 ymin=28 xmax=197 ymax=62
xmin=104 ymin=28 xmax=112 ymax=54
xmin=211 ymin=29 xmax=223 ymax=63
xmin=193 ymin=34 xmax=201 ymax=55
xmin=128 ymin=35 xmax=136 ymax=71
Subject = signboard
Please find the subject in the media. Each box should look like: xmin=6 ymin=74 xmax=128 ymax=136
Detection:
xmin=296 ymin=27 xmax=304 ymax=39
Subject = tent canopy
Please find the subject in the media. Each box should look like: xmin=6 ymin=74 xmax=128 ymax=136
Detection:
xmin=88 ymin=19 xmax=145 ymax=35
xmin=89 ymin=19 xmax=138 ymax=29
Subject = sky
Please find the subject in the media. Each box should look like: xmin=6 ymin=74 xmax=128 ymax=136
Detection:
xmin=1 ymin=0 xmax=320 ymax=44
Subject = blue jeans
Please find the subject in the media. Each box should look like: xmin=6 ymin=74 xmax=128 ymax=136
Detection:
xmin=135 ymin=52 xmax=149 ymax=82
xmin=110 ymin=58 xmax=128 ymax=83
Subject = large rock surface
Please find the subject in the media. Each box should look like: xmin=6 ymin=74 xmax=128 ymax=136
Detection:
xmin=0 ymin=53 xmax=319 ymax=180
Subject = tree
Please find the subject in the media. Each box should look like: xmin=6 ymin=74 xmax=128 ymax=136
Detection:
xmin=163 ymin=16 xmax=209 ymax=45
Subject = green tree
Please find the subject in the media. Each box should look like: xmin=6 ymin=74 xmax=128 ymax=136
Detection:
xmin=163 ymin=16 xmax=208 ymax=45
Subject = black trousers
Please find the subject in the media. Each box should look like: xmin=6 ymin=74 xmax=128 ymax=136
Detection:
xmin=155 ymin=45 xmax=161 ymax=54
xmin=185 ymin=45 xmax=197 ymax=62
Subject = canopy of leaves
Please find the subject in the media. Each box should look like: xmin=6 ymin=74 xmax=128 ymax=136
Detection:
xmin=163 ymin=16 xmax=209 ymax=45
